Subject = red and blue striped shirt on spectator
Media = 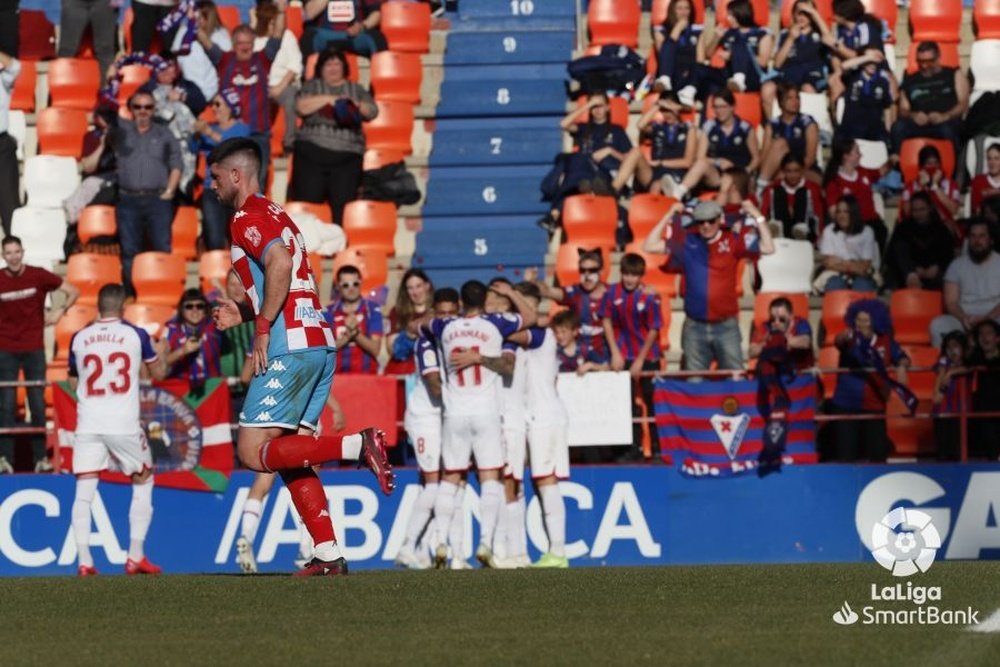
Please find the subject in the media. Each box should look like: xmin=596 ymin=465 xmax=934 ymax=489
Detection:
xmin=164 ymin=319 xmax=223 ymax=382
xmin=556 ymin=337 xmax=608 ymax=373
xmin=832 ymin=334 xmax=908 ymax=412
xmin=665 ymin=227 xmax=760 ymax=323
xmin=209 ymin=40 xmax=280 ymax=134
xmin=561 ymin=283 xmax=609 ymax=360
xmin=324 ymin=298 xmax=384 ymax=374
xmin=598 ymin=284 xmax=662 ymax=363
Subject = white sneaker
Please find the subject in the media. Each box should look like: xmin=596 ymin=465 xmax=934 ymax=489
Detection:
xmin=449 ymin=558 xmax=473 ymax=570
xmin=34 ymin=458 xmax=54 ymax=473
xmin=492 ymin=555 xmax=523 ymax=570
xmin=235 ymin=537 xmax=258 ymax=574
xmin=394 ymin=548 xmax=426 ymax=570
xmin=0 ymin=456 xmax=13 ymax=475
xmin=475 ymin=543 xmax=496 ymax=569
xmin=728 ymin=73 xmax=747 ymax=92
xmin=515 ymin=554 xmax=532 ymax=568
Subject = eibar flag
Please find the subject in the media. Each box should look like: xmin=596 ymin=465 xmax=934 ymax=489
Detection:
xmin=54 ymin=378 xmax=234 ymax=492
xmin=653 ymin=376 xmax=818 ymax=478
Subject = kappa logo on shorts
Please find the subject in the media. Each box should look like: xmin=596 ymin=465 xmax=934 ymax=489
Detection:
xmin=259 ymin=396 xmax=277 ymax=407
xmin=269 ymin=360 xmax=287 ymax=372
xmin=264 ymin=378 xmax=284 ymax=390
xmin=255 ymin=412 xmax=273 ymax=422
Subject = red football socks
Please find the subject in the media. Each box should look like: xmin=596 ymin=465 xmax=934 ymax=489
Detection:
xmin=259 ymin=435 xmax=346 ymax=471
xmin=280 ymin=467 xmax=335 ymax=546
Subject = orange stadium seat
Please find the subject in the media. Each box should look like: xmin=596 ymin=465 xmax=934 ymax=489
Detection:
xmin=562 ymin=194 xmax=619 ymax=245
xmin=47 ymin=58 xmax=101 ymax=110
xmin=381 ymin=1 xmax=432 ymax=53
xmin=217 ymin=6 xmax=241 ymax=31
xmin=117 ymin=64 xmax=152 ymax=105
xmin=887 ymin=395 xmax=935 ymax=458
xmin=705 ymin=92 xmax=762 ymax=128
xmin=36 ymin=107 xmax=89 ymax=159
xmin=332 ymin=248 xmax=389 ymax=293
xmin=131 ymin=252 xmax=187 ymax=307
xmin=343 ymin=200 xmax=398 ymax=256
xmin=909 ymin=0 xmax=962 ymax=42
xmin=198 ymin=250 xmax=232 ymax=294
xmin=588 ymin=0 xmax=641 ymax=48
xmin=286 ymin=4 xmax=304 ymax=38
xmin=66 ymin=254 xmax=122 ymax=306
xmin=54 ymin=304 xmax=98 ymax=360
xmin=575 ymin=95 xmax=630 ymax=129
xmin=10 ymin=60 xmax=36 ymax=112
xmin=286 ymin=200 xmax=333 ymax=223
xmin=123 ymin=303 xmax=175 ymax=339
xmin=817 ymin=345 xmax=839 ymax=399
xmin=78 ymin=205 xmax=117 ymax=244
xmin=652 ymin=0 xmax=707 ymax=26
xmin=820 ymin=290 xmax=876 ymax=345
xmin=899 ymin=138 xmax=956 ymax=183
xmin=891 ymin=289 xmax=943 ymax=345
xmin=554 ymin=243 xmax=613 ymax=287
xmin=624 ymin=242 xmax=678 ymax=298
xmin=975 ymin=0 xmax=1000 ymax=38
xmin=172 ymin=206 xmax=199 ymax=260
xmin=781 ymin=0 xmax=833 ymax=27
xmin=905 ymin=42 xmax=960 ymax=74
xmin=902 ymin=345 xmax=940 ymax=400
xmin=308 ymin=253 xmax=327 ymax=289
xmin=861 ymin=0 xmax=898 ymax=39
xmin=715 ymin=0 xmax=771 ymax=27
xmin=363 ymin=100 xmax=414 ymax=154
xmin=369 ymin=51 xmax=423 ymax=104
xmin=658 ymin=300 xmax=673 ymax=351
xmin=363 ymin=148 xmax=406 ymax=171
xmin=628 ymin=193 xmax=676 ymax=242
xmin=270 ymin=105 xmax=287 ymax=158
xmin=752 ymin=292 xmax=811 ymax=327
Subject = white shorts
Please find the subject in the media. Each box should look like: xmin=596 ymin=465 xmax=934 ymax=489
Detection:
xmin=527 ymin=422 xmax=570 ymax=480
xmin=73 ymin=431 xmax=153 ymax=476
xmin=442 ymin=413 xmax=503 ymax=473
xmin=405 ymin=414 xmax=442 ymax=474
xmin=502 ymin=426 xmax=527 ymax=482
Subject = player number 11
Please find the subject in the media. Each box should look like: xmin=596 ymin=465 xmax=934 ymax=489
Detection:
xmin=454 ymin=346 xmax=482 ymax=387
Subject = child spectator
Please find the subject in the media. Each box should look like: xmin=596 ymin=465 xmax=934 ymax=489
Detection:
xmin=616 ymin=91 xmax=696 ymax=195
xmin=711 ymin=0 xmax=776 ymax=112
xmin=757 ymin=84 xmax=820 ymax=189
xmin=834 ymin=49 xmax=895 ymax=145
xmin=652 ymin=0 xmax=705 ymax=100
xmin=933 ymin=330 xmax=969 ymax=461
xmin=773 ymin=1 xmax=831 ymax=94
xmin=552 ymin=310 xmax=609 ymax=375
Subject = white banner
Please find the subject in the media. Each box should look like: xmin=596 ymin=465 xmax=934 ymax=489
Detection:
xmin=556 ymin=371 xmax=633 ymax=447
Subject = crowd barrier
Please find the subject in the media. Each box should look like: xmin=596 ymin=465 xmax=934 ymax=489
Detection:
xmin=2 ymin=464 xmax=1000 ymax=576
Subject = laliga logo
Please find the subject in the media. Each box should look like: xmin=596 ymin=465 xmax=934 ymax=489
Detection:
xmin=870 ymin=507 xmax=942 ymax=577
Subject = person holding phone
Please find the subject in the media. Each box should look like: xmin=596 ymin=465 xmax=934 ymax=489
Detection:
xmin=164 ymin=288 xmax=225 ymax=382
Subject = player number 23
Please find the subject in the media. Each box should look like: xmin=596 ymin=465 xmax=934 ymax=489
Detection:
xmin=83 ymin=352 xmax=132 ymax=397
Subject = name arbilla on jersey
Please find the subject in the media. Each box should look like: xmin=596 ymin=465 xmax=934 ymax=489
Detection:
xmin=852 ymin=583 xmax=979 ymax=625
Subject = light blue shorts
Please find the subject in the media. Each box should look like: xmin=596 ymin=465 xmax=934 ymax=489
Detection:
xmin=240 ymin=349 xmax=336 ymax=431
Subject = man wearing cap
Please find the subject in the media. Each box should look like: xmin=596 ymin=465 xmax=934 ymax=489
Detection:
xmin=644 ymin=199 xmax=775 ymax=373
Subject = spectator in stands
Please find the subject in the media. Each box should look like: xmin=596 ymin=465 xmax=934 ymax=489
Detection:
xmin=970 ymin=144 xmax=1000 ymax=218
xmin=164 ymin=288 xmax=224 ymax=382
xmin=891 ymin=42 xmax=969 ymax=162
xmin=616 ymin=91 xmax=696 ymax=195
xmin=254 ymin=0 xmax=303 ymax=154
xmin=757 ymin=84 xmax=819 ymax=190
xmin=113 ymin=90 xmax=182 ymax=296
xmin=0 ymin=236 xmax=80 ymax=473
xmin=65 ymin=103 xmax=119 ymax=227
xmin=883 ymin=192 xmax=956 ymax=291
xmin=200 ymin=19 xmax=285 ymax=190
xmin=173 ymin=1 xmax=231 ymax=103
xmin=822 ymin=137 xmax=885 ymax=246
xmin=552 ymin=310 xmax=609 ymax=375
xmin=58 ymin=0 xmax=117 ymax=75
xmin=651 ymin=0 xmax=705 ymax=100
xmin=827 ymin=299 xmax=909 ymax=462
xmin=525 ymin=248 xmax=610 ymax=363
xmin=932 ymin=330 xmax=969 ymax=462
xmin=325 ymin=264 xmax=383 ymax=373
xmin=0 ymin=50 xmax=19 ymax=237
xmin=929 ymin=220 xmax=1000 ymax=347
xmin=816 ymin=194 xmax=879 ymax=293
xmin=302 ymin=0 xmax=386 ymax=60
xmin=672 ymin=89 xmax=759 ymax=200
xmin=900 ymin=145 xmax=961 ymax=239
xmin=132 ymin=0 xmax=181 ymax=54
xmin=833 ymin=49 xmax=895 ymax=146
xmin=825 ymin=0 xmax=885 ymax=102
xmin=749 ymin=296 xmax=814 ymax=371
xmin=968 ymin=320 xmax=1000 ymax=460
xmin=773 ymin=1 xmax=831 ymax=95
xmin=715 ymin=167 xmax=754 ymax=224
xmin=599 ymin=252 xmax=663 ymax=461
xmin=644 ymin=199 xmax=774 ymax=371
xmin=538 ymin=92 xmax=632 ymax=233
xmin=192 ymin=89 xmax=250 ymax=250
xmin=386 ymin=268 xmax=433 ymax=375
xmin=140 ymin=58 xmax=204 ymax=194
xmin=291 ymin=48 xmax=377 ymax=225
xmin=707 ymin=0 xmax=776 ymax=112
xmin=759 ymin=153 xmax=824 ymax=242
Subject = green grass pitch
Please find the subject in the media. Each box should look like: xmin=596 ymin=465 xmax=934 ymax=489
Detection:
xmin=3 ymin=563 xmax=1000 ymax=666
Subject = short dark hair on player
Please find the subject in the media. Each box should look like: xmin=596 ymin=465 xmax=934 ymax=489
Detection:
xmin=207 ymin=136 xmax=262 ymax=173
xmin=551 ymin=310 xmax=579 ymax=330
xmin=620 ymin=252 xmax=647 ymax=276
xmin=433 ymin=287 xmax=460 ymax=305
xmin=98 ymin=283 xmax=127 ymax=316
xmin=336 ymin=264 xmax=362 ymax=282
xmin=460 ymin=280 xmax=488 ymax=309
xmin=1 ymin=235 xmax=21 ymax=249
xmin=514 ymin=281 xmax=542 ymax=302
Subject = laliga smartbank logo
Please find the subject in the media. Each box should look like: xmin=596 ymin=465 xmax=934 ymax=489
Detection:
xmin=832 ymin=508 xmax=979 ymax=627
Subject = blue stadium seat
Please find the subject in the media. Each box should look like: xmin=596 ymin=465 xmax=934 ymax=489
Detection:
xmin=415 ymin=216 xmax=547 ymax=268
xmin=423 ymin=266 xmax=539 ymax=289
xmin=429 ymin=118 xmax=560 ymax=166
xmin=437 ymin=78 xmax=567 ymax=117
xmin=452 ymin=0 xmax=576 ymax=30
xmin=445 ymin=30 xmax=576 ymax=65
xmin=422 ymin=165 xmax=550 ymax=216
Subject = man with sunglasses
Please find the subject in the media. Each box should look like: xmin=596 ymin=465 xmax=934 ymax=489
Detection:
xmin=644 ymin=199 xmax=775 ymax=373
xmin=164 ymin=289 xmax=224 ymax=382
xmin=748 ymin=296 xmax=814 ymax=371
xmin=113 ymin=90 xmax=182 ymax=297
xmin=324 ymin=265 xmax=383 ymax=373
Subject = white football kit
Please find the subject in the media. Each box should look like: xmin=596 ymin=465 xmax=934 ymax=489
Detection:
xmin=403 ymin=334 xmax=443 ymax=474
xmin=499 ymin=343 xmax=528 ymax=481
xmin=427 ymin=312 xmax=523 ymax=472
xmin=69 ymin=318 xmax=159 ymax=475
xmin=523 ymin=328 xmax=570 ymax=480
